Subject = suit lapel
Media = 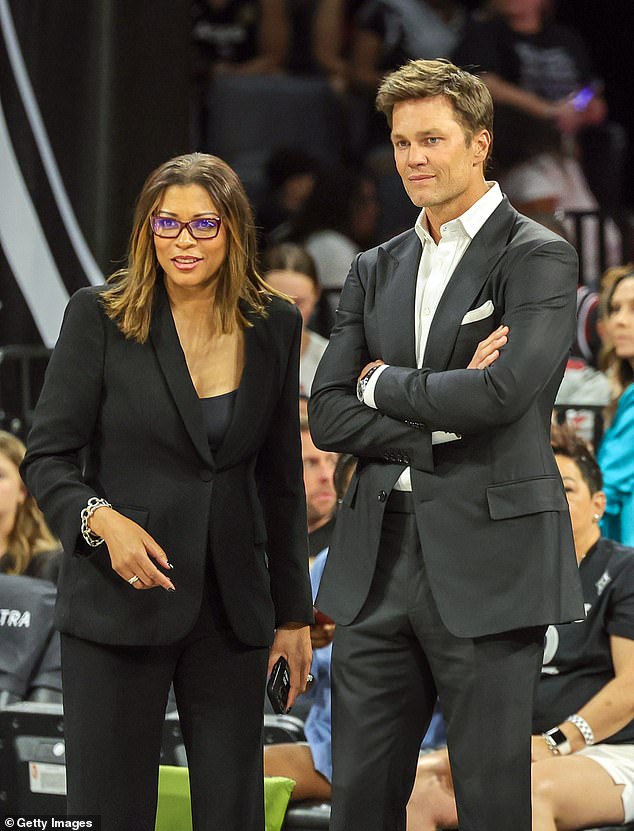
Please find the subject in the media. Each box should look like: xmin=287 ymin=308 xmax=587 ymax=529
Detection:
xmin=150 ymin=282 xmax=214 ymax=465
xmin=423 ymin=199 xmax=516 ymax=370
xmin=376 ymin=232 xmax=419 ymax=367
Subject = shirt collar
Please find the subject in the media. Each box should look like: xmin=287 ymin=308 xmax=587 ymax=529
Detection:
xmin=414 ymin=182 xmax=503 ymax=245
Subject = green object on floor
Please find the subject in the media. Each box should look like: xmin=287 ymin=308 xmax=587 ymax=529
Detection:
xmin=265 ymin=775 xmax=296 ymax=830
xmin=154 ymin=766 xmax=296 ymax=831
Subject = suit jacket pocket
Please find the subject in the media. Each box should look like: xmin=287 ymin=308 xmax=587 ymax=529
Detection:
xmin=486 ymin=476 xmax=568 ymax=520
xmin=461 ymin=300 xmax=494 ymax=325
xmin=112 ymin=503 xmax=150 ymax=528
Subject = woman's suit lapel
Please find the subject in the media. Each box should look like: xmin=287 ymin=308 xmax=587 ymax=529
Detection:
xmin=150 ymin=282 xmax=214 ymax=466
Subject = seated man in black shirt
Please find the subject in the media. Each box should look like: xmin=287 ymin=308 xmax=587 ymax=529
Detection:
xmin=406 ymin=427 xmax=634 ymax=830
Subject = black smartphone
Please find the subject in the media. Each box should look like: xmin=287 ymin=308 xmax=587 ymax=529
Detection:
xmin=267 ymin=656 xmax=291 ymax=714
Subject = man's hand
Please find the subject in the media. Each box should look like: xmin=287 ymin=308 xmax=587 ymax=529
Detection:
xmin=467 ymin=325 xmax=509 ymax=370
xmin=358 ymin=359 xmax=385 ymax=384
xmin=311 ymin=622 xmax=336 ymax=649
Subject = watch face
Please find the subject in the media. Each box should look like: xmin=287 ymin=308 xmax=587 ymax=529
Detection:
xmin=547 ymin=728 xmax=567 ymax=744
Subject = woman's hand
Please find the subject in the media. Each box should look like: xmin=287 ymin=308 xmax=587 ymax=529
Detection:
xmin=467 ymin=325 xmax=509 ymax=370
xmin=531 ymin=734 xmax=557 ymax=762
xmin=89 ymin=506 xmax=175 ymax=591
xmin=268 ymin=623 xmax=313 ymax=711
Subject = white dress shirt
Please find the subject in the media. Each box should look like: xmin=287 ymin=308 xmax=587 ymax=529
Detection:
xmin=364 ymin=182 xmax=503 ymax=491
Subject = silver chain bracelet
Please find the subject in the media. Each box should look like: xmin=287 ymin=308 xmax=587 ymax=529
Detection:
xmin=80 ymin=497 xmax=112 ymax=547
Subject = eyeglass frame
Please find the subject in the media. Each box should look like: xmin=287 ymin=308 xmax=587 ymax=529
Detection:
xmin=149 ymin=215 xmax=223 ymax=240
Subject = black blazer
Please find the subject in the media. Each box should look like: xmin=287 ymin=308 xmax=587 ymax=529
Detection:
xmin=309 ymin=198 xmax=585 ymax=637
xmin=22 ymin=283 xmax=313 ymax=647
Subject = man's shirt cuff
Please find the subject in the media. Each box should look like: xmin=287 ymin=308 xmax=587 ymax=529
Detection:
xmin=362 ymin=363 xmax=390 ymax=408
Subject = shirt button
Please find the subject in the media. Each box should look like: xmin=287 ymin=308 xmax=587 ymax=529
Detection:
xmin=424 ymin=307 xmax=431 ymax=316
xmin=378 ymin=490 xmax=387 ymax=503
xmin=200 ymin=470 xmax=213 ymax=482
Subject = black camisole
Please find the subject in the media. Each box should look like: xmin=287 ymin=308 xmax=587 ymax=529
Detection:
xmin=200 ymin=389 xmax=237 ymax=451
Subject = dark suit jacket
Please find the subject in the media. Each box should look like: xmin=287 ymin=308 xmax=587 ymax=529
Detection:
xmin=309 ymin=198 xmax=585 ymax=638
xmin=22 ymin=283 xmax=313 ymax=647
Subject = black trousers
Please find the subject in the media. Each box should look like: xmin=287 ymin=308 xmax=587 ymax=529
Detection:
xmin=61 ymin=578 xmax=269 ymax=831
xmin=329 ymin=497 xmax=546 ymax=831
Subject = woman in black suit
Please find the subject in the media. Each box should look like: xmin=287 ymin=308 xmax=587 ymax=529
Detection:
xmin=22 ymin=153 xmax=314 ymax=831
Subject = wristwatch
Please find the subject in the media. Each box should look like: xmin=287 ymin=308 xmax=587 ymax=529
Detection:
xmin=542 ymin=726 xmax=572 ymax=756
xmin=357 ymin=365 xmax=380 ymax=402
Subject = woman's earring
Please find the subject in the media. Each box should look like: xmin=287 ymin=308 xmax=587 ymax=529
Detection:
xmin=593 ymin=513 xmax=601 ymax=523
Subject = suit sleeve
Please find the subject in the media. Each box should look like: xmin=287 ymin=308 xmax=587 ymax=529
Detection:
xmin=21 ymin=288 xmax=106 ymax=556
xmin=373 ymin=239 xmax=578 ymax=433
xmin=256 ymin=306 xmax=314 ymax=626
xmin=309 ymin=255 xmax=434 ymax=472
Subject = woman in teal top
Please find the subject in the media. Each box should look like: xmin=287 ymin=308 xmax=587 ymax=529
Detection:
xmin=598 ymin=266 xmax=634 ymax=546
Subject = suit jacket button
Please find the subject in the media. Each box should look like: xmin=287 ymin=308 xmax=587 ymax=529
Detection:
xmin=200 ymin=470 xmax=213 ymax=482
xmin=378 ymin=490 xmax=387 ymax=503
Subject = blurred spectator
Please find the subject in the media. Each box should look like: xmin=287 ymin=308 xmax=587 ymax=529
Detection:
xmin=598 ymin=266 xmax=634 ymax=546
xmin=258 ymin=148 xmax=321 ymax=244
xmin=0 ymin=431 xmax=60 ymax=583
xmin=454 ymin=0 xmax=625 ymax=211
xmin=493 ymin=107 xmax=621 ymax=285
xmin=455 ymin=0 xmax=606 ymax=130
xmin=191 ymin=0 xmax=290 ymax=144
xmin=191 ymin=0 xmax=289 ymax=76
xmin=285 ymin=165 xmax=380 ymax=302
xmin=263 ymin=244 xmax=330 ymax=395
xmin=352 ymin=0 xmax=465 ymax=93
xmin=312 ymin=0 xmax=366 ymax=94
xmin=351 ymin=0 xmax=466 ymax=152
xmin=0 ymin=573 xmax=61 ymax=705
xmin=555 ymin=282 xmax=611 ymax=445
xmin=300 ymin=404 xmax=338 ymax=559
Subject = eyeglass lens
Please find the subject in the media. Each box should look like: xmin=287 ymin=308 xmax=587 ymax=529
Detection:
xmin=150 ymin=216 xmax=221 ymax=239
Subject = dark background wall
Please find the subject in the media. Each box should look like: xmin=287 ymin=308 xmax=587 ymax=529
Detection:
xmin=0 ymin=0 xmax=191 ymax=345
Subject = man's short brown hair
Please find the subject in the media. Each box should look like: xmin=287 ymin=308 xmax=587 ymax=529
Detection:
xmin=376 ymin=58 xmax=494 ymax=153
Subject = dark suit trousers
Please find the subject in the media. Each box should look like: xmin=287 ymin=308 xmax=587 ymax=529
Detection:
xmin=329 ymin=496 xmax=545 ymax=831
xmin=61 ymin=575 xmax=269 ymax=831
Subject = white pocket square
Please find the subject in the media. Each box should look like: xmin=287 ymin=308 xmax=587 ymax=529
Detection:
xmin=461 ymin=300 xmax=495 ymax=325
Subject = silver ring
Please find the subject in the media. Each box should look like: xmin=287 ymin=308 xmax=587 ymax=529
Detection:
xmin=128 ymin=575 xmax=140 ymax=585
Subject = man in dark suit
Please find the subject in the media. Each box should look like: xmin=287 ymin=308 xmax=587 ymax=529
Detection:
xmin=308 ymin=59 xmax=585 ymax=831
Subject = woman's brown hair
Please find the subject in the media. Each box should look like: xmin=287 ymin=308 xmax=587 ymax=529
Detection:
xmin=0 ymin=431 xmax=58 ymax=575
xmin=102 ymin=153 xmax=287 ymax=342
xmin=600 ymin=265 xmax=634 ymax=418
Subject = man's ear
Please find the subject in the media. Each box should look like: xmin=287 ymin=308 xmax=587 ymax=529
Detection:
xmin=473 ymin=129 xmax=492 ymax=165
